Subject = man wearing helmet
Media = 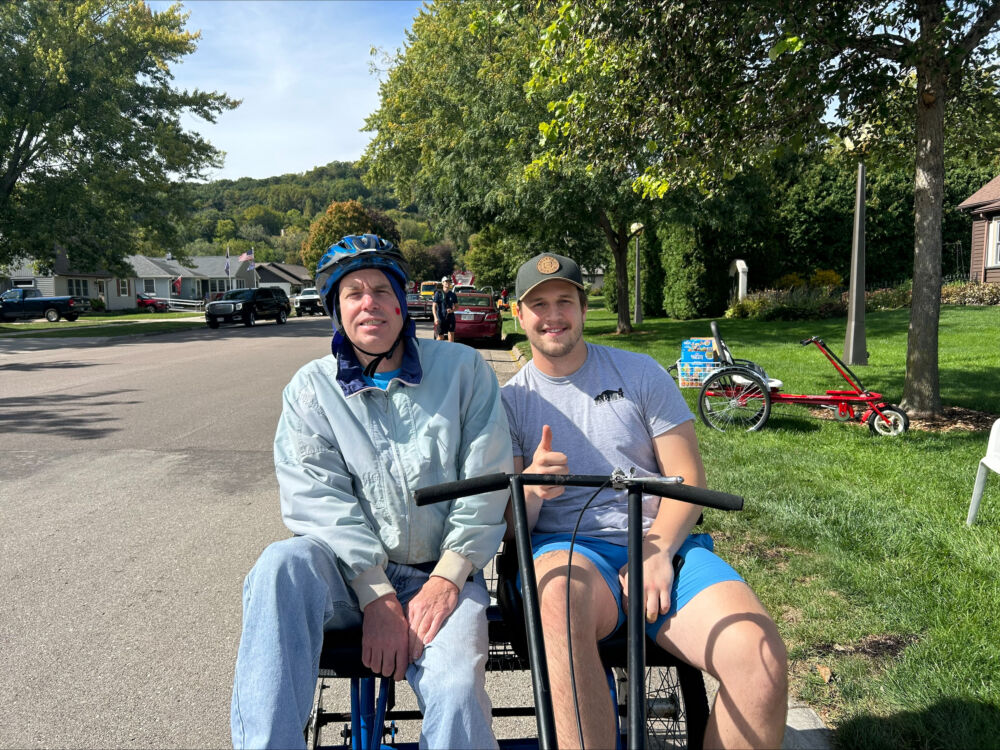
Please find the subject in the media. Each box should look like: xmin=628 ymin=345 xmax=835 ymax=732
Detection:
xmin=231 ymin=235 xmax=513 ymax=749
xmin=432 ymin=276 xmax=458 ymax=342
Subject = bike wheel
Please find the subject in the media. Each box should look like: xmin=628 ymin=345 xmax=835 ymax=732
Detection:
xmin=698 ymin=368 xmax=771 ymax=432
xmin=868 ymin=405 xmax=909 ymax=436
xmin=617 ymin=664 xmax=710 ymax=749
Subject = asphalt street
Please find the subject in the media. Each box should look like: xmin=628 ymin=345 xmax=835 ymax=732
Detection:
xmin=0 ymin=316 xmax=827 ymax=749
xmin=0 ymin=317 xmax=531 ymax=749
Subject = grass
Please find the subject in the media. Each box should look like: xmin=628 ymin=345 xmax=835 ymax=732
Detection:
xmin=0 ymin=310 xmax=205 ymax=338
xmin=506 ymin=303 xmax=1000 ymax=749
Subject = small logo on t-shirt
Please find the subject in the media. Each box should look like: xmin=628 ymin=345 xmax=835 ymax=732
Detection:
xmin=593 ymin=388 xmax=624 ymax=405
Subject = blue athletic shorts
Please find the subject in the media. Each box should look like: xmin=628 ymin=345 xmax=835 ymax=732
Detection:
xmin=520 ymin=532 xmax=744 ymax=640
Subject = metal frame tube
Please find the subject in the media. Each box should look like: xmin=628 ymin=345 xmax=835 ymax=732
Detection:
xmin=627 ymin=486 xmax=646 ymax=749
xmin=510 ymin=475 xmax=557 ymax=749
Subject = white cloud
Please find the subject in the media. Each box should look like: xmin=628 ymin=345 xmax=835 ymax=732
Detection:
xmin=152 ymin=0 xmax=424 ymax=180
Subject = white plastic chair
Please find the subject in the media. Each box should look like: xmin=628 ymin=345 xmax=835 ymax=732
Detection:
xmin=968 ymin=418 xmax=1000 ymax=525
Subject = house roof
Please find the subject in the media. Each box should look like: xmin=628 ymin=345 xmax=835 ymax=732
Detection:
xmin=185 ymin=255 xmax=250 ymax=278
xmin=959 ymin=174 xmax=1000 ymax=211
xmin=2 ymin=261 xmax=37 ymax=278
xmin=127 ymin=255 xmax=175 ymax=278
xmin=258 ymin=262 xmax=312 ymax=285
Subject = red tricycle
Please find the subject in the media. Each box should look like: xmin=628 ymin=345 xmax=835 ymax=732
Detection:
xmin=696 ymin=321 xmax=909 ymax=436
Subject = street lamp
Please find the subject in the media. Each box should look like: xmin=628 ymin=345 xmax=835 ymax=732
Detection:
xmin=630 ymin=222 xmax=644 ymax=325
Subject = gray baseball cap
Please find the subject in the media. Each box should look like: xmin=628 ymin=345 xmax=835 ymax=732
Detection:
xmin=515 ymin=252 xmax=584 ymax=301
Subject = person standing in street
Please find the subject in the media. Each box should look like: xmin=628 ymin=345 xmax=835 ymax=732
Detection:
xmin=433 ymin=276 xmax=458 ymax=342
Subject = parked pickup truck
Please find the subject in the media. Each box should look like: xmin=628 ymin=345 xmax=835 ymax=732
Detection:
xmin=0 ymin=288 xmax=92 ymax=322
xmin=291 ymin=287 xmax=324 ymax=316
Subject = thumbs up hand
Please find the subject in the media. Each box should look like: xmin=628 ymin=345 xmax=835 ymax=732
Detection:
xmin=525 ymin=424 xmax=567 ymax=500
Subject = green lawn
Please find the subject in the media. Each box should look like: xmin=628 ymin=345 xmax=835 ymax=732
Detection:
xmin=506 ymin=304 xmax=1000 ymax=749
xmin=0 ymin=310 xmax=205 ymax=337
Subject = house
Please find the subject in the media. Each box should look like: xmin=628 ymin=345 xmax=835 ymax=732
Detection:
xmin=2 ymin=252 xmax=118 ymax=305
xmin=256 ymin=262 xmax=313 ymax=297
xmin=958 ymin=174 xmax=1000 ymax=283
xmin=1 ymin=253 xmax=256 ymax=310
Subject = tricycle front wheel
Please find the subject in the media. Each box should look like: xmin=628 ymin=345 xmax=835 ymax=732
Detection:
xmin=868 ymin=405 xmax=909 ymax=436
xmin=698 ymin=368 xmax=771 ymax=432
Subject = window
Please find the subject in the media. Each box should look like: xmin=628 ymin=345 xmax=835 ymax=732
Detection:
xmin=12 ymin=279 xmax=33 ymax=288
xmin=68 ymin=279 xmax=89 ymax=297
xmin=143 ymin=279 xmax=155 ymax=293
xmin=989 ymin=218 xmax=1000 ymax=268
xmin=118 ymin=279 xmax=129 ymax=296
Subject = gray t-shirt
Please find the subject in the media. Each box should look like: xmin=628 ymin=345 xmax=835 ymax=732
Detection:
xmin=501 ymin=343 xmax=694 ymax=543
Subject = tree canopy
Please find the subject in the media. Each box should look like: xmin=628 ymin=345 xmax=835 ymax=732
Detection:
xmin=362 ymin=0 xmax=642 ymax=329
xmin=529 ymin=0 xmax=1000 ymax=415
xmin=0 ymin=1 xmax=240 ymax=276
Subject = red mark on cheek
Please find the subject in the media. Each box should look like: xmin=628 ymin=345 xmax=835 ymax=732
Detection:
xmin=395 ymin=307 xmax=400 ymax=315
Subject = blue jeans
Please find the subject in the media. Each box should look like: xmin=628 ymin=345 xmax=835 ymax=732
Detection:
xmin=231 ymin=536 xmax=497 ymax=750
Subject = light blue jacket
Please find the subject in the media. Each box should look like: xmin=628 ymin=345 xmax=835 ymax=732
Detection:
xmin=274 ymin=337 xmax=513 ymax=608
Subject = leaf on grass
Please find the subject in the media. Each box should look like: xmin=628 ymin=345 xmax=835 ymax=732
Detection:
xmin=816 ymin=664 xmax=833 ymax=683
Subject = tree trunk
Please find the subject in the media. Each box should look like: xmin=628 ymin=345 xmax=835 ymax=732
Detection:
xmin=598 ymin=209 xmax=633 ymax=334
xmin=902 ymin=13 xmax=945 ymax=417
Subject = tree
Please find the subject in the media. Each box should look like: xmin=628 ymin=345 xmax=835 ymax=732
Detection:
xmin=300 ymin=199 xmax=400 ymax=271
xmin=241 ymin=205 xmax=283 ymax=236
xmin=530 ymin=0 xmax=1000 ymax=415
xmin=361 ymin=0 xmax=635 ymax=331
xmin=0 ymin=1 xmax=238 ymax=274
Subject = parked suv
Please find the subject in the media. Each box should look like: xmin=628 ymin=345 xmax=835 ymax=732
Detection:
xmin=204 ymin=287 xmax=291 ymax=329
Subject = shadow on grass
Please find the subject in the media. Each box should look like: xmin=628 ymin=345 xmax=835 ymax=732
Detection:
xmin=503 ymin=331 xmax=527 ymax=347
xmin=834 ymin=697 xmax=1000 ymax=750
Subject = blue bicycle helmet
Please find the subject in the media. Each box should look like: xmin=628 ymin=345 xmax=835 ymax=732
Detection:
xmin=316 ymin=233 xmax=410 ymax=316
xmin=316 ymin=234 xmax=414 ymax=376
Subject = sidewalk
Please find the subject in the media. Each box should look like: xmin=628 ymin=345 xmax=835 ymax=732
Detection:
xmin=495 ymin=343 xmax=832 ymax=750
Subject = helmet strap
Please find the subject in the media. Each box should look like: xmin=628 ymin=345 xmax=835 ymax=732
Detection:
xmin=342 ymin=315 xmax=412 ymax=378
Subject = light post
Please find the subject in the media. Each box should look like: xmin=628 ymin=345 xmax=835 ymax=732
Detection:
xmin=630 ymin=222 xmax=644 ymax=325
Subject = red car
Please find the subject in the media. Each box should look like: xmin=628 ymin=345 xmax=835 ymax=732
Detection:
xmin=453 ymin=292 xmax=503 ymax=344
xmin=136 ymin=292 xmax=169 ymax=312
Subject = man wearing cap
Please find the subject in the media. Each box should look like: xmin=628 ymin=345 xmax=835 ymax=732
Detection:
xmin=231 ymin=235 xmax=512 ymax=749
xmin=432 ymin=276 xmax=458 ymax=341
xmin=501 ymin=252 xmax=788 ymax=749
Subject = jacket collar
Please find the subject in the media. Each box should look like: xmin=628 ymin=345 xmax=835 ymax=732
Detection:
xmin=334 ymin=336 xmax=422 ymax=397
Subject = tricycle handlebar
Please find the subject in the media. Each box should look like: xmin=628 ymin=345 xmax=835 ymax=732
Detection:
xmin=414 ymin=472 xmax=744 ymax=512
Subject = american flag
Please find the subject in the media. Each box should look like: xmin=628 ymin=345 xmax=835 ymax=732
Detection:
xmin=224 ymin=248 xmax=230 ymax=276
xmin=239 ymin=248 xmax=255 ymax=270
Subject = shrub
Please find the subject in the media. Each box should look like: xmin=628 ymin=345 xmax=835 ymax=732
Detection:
xmin=659 ymin=222 xmax=716 ymax=319
xmin=89 ymin=297 xmax=106 ymax=312
xmin=728 ymin=279 xmax=1000 ymax=320
xmin=775 ymin=272 xmax=807 ymax=289
xmin=809 ymin=268 xmax=843 ymax=288
xmin=725 ymin=286 xmax=846 ymax=320
xmin=941 ymin=280 xmax=1000 ymax=305
xmin=864 ymin=283 xmax=911 ymax=310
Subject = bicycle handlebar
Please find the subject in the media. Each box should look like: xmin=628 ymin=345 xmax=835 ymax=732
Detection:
xmin=800 ymin=336 xmax=818 ymax=346
xmin=414 ymin=472 xmax=744 ymax=511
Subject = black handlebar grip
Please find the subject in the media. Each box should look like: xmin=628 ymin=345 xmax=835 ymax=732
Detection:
xmin=800 ymin=337 xmax=814 ymax=346
xmin=650 ymin=480 xmax=744 ymax=511
xmin=414 ymin=473 xmax=511 ymax=506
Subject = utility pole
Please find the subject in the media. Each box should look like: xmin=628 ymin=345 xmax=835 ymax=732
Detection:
xmin=844 ymin=161 xmax=867 ymax=365
xmin=630 ymin=222 xmax=644 ymax=326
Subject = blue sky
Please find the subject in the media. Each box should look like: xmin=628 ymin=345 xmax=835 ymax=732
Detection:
xmin=153 ymin=1 xmax=425 ymax=181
